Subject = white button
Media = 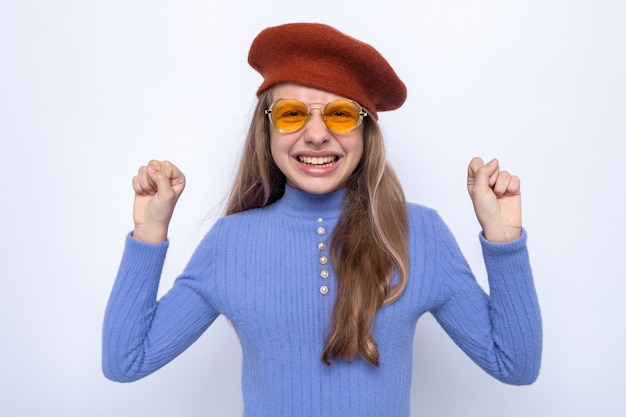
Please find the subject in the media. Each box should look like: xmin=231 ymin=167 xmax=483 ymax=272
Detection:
xmin=317 ymin=227 xmax=326 ymax=236
xmin=317 ymin=242 xmax=326 ymax=251
xmin=319 ymin=256 xmax=328 ymax=265
xmin=320 ymin=270 xmax=329 ymax=279
xmin=317 ymin=217 xmax=324 ymax=223
xmin=320 ymin=285 xmax=329 ymax=295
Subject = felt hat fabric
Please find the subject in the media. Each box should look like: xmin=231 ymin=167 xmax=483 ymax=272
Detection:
xmin=248 ymin=23 xmax=406 ymax=118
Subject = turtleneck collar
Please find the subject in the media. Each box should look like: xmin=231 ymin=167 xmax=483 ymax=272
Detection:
xmin=272 ymin=185 xmax=346 ymax=220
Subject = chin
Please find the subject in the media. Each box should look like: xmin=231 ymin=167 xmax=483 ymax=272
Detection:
xmin=290 ymin=180 xmax=345 ymax=195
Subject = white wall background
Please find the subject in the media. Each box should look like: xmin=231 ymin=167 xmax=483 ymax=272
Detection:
xmin=1 ymin=1 xmax=624 ymax=416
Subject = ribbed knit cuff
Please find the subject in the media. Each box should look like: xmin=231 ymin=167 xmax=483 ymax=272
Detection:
xmin=121 ymin=232 xmax=169 ymax=275
xmin=479 ymin=228 xmax=528 ymax=258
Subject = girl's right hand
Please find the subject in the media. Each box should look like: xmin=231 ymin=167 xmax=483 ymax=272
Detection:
xmin=131 ymin=160 xmax=186 ymax=243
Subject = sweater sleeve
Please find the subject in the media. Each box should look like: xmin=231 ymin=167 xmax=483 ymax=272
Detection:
xmin=102 ymin=232 xmax=220 ymax=382
xmin=428 ymin=212 xmax=542 ymax=385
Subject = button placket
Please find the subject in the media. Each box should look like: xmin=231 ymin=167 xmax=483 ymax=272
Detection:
xmin=316 ymin=217 xmax=330 ymax=295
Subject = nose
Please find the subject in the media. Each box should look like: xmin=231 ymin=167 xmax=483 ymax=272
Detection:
xmin=303 ymin=108 xmax=330 ymax=145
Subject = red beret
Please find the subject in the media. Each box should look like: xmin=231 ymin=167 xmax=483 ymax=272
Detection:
xmin=248 ymin=23 xmax=407 ymax=119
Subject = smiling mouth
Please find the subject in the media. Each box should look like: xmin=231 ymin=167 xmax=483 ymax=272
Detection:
xmin=297 ymin=155 xmax=339 ymax=167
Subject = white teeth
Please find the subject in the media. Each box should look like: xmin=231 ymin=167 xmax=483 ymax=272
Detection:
xmin=298 ymin=156 xmax=337 ymax=166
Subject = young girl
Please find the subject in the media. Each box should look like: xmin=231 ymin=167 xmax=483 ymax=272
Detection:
xmin=103 ymin=22 xmax=542 ymax=416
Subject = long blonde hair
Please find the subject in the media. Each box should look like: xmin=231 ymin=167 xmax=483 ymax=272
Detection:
xmin=225 ymin=89 xmax=409 ymax=366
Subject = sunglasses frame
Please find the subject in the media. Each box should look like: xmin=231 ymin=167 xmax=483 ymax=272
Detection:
xmin=265 ymin=97 xmax=368 ymax=134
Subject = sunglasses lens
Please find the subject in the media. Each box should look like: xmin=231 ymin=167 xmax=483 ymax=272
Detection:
xmin=324 ymin=99 xmax=362 ymax=133
xmin=270 ymin=99 xmax=308 ymax=133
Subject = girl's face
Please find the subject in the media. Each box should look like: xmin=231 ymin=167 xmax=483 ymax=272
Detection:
xmin=269 ymin=84 xmax=365 ymax=194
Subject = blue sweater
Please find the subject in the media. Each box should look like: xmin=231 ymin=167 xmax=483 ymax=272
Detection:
xmin=103 ymin=186 xmax=542 ymax=417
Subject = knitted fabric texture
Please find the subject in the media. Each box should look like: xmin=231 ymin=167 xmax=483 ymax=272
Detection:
xmin=248 ymin=22 xmax=407 ymax=118
xmin=103 ymin=186 xmax=542 ymax=416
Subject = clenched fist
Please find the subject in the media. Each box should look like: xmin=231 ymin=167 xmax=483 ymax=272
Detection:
xmin=467 ymin=157 xmax=522 ymax=244
xmin=131 ymin=160 xmax=186 ymax=244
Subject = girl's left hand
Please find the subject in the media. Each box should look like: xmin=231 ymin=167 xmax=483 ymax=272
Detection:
xmin=466 ymin=157 xmax=522 ymax=243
